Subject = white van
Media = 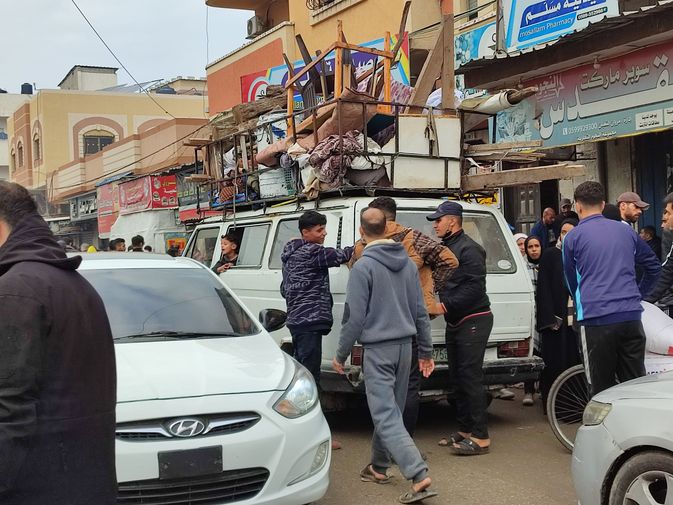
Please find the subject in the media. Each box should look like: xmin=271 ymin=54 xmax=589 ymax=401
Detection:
xmin=184 ymin=195 xmax=543 ymax=407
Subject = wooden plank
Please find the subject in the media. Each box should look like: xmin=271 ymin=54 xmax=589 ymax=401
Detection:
xmin=315 ymin=49 xmax=329 ymax=97
xmin=441 ymin=0 xmax=455 ymax=109
xmin=335 ymin=42 xmax=394 ymax=59
xmin=296 ymin=35 xmax=321 ymax=89
xmin=284 ymin=42 xmax=336 ymax=89
xmin=232 ymin=93 xmax=286 ymax=124
xmin=383 ymin=32 xmax=392 ymax=113
xmin=462 ymin=164 xmax=586 ymax=191
xmin=465 ymin=140 xmax=544 ymax=153
xmin=405 ymin=23 xmax=444 ymax=111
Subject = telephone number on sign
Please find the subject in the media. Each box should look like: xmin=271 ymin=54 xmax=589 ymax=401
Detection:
xmin=564 ymin=123 xmax=599 ymax=135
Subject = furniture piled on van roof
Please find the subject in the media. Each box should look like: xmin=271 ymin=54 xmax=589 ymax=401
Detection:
xmin=185 ymin=3 xmax=584 ymax=222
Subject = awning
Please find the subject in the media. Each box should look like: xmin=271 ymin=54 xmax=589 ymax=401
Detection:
xmin=457 ymin=1 xmax=673 ymax=89
xmin=95 ymin=171 xmax=134 ymax=187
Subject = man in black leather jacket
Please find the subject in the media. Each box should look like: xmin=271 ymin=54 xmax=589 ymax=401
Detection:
xmin=427 ymin=201 xmax=493 ymax=456
xmin=645 ymin=193 xmax=673 ymax=311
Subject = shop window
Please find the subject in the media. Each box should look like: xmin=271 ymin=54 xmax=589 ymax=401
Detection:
xmin=467 ymin=0 xmax=478 ymax=20
xmin=17 ymin=142 xmax=24 ymax=167
xmin=225 ymin=223 xmax=271 ymax=268
xmin=185 ymin=227 xmax=220 ymax=266
xmin=269 ymin=219 xmax=299 ymax=269
xmin=83 ymin=131 xmax=115 ymax=155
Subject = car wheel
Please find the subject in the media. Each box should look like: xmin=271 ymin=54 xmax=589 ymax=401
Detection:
xmin=609 ymin=451 xmax=673 ymax=505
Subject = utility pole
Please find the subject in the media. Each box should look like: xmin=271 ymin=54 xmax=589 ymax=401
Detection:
xmin=440 ymin=0 xmax=455 ymax=109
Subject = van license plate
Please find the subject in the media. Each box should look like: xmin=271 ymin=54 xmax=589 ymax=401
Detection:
xmin=432 ymin=346 xmax=448 ymax=363
xmin=158 ymin=446 xmax=223 ymax=480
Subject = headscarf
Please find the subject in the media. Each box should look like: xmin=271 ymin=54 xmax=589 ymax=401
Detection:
xmin=524 ymin=235 xmax=543 ymax=265
xmin=513 ymin=233 xmax=528 ymax=243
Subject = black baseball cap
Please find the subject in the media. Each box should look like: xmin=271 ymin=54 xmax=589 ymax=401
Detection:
xmin=426 ymin=201 xmax=463 ymax=220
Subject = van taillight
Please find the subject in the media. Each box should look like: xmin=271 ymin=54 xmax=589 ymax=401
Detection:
xmin=351 ymin=345 xmax=363 ymax=366
xmin=498 ymin=340 xmax=530 ymax=358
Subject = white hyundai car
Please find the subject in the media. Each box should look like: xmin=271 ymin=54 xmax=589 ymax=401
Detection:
xmin=572 ymin=371 xmax=673 ymax=505
xmin=78 ymin=253 xmax=331 ymax=505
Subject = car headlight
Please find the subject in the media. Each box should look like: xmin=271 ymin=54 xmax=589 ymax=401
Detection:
xmin=273 ymin=363 xmax=319 ymax=419
xmin=582 ymin=400 xmax=612 ymax=426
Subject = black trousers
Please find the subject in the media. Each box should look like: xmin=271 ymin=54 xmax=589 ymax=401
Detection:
xmin=291 ymin=330 xmax=323 ymax=390
xmin=402 ymin=338 xmax=420 ymax=437
xmin=445 ymin=312 xmax=493 ymax=440
xmin=579 ymin=320 xmax=646 ymax=397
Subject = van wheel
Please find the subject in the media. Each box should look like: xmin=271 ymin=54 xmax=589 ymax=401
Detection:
xmin=609 ymin=451 xmax=673 ymax=505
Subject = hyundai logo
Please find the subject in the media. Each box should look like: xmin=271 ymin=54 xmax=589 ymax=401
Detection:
xmin=167 ymin=418 xmax=206 ymax=438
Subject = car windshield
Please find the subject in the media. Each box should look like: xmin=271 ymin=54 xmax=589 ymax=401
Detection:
xmin=80 ymin=268 xmax=259 ymax=340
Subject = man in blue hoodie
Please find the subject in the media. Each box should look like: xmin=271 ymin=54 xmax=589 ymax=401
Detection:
xmin=281 ymin=210 xmax=353 ymax=391
xmin=563 ymin=181 xmax=661 ymax=396
xmin=333 ymin=208 xmax=436 ymax=504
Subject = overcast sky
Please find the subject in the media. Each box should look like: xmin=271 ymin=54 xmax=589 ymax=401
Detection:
xmin=1 ymin=0 xmax=253 ymax=93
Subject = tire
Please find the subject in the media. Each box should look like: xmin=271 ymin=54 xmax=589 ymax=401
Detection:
xmin=546 ymin=364 xmax=590 ymax=452
xmin=609 ymin=451 xmax=673 ymax=505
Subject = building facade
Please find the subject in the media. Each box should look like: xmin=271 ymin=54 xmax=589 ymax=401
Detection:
xmin=0 ymin=91 xmax=30 ymax=181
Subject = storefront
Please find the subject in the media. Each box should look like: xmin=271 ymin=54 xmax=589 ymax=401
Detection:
xmin=68 ymin=191 xmax=99 ymax=248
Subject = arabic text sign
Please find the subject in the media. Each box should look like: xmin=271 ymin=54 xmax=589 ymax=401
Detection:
xmin=119 ymin=175 xmax=178 ymax=215
xmin=532 ymin=41 xmax=673 ymax=147
xmin=503 ymin=0 xmax=619 ymax=51
xmin=97 ymin=183 xmax=120 ymax=235
xmin=240 ymin=34 xmax=410 ymax=103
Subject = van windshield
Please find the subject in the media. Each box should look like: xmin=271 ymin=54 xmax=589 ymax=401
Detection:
xmin=80 ymin=268 xmax=259 ymax=340
xmin=396 ymin=210 xmax=517 ymax=274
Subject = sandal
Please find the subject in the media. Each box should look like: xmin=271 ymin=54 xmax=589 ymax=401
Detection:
xmin=438 ymin=432 xmax=465 ymax=446
xmin=360 ymin=464 xmax=391 ymax=484
xmin=449 ymin=438 xmax=490 ymax=456
xmin=399 ymin=489 xmax=438 ymax=503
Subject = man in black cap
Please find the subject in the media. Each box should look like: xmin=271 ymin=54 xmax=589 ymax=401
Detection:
xmin=559 ymin=198 xmax=579 ymax=221
xmin=427 ymin=201 xmax=492 ymax=456
xmin=617 ymin=191 xmax=650 ymax=225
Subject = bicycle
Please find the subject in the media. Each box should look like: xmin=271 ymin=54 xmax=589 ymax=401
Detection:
xmin=546 ymin=364 xmax=590 ymax=452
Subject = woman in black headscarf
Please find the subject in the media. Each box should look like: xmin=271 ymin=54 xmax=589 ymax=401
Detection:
xmin=523 ymin=235 xmax=543 ymax=406
xmin=536 ymin=218 xmax=581 ymax=410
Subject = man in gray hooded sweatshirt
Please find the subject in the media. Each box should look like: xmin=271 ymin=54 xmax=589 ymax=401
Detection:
xmin=333 ymin=208 xmax=436 ymax=504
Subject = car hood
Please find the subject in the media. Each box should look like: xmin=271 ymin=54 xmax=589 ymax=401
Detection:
xmin=594 ymin=371 xmax=673 ymax=402
xmin=115 ymin=333 xmax=292 ymax=403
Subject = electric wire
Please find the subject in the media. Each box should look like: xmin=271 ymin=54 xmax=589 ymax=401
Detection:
xmin=69 ymin=0 xmax=177 ymax=119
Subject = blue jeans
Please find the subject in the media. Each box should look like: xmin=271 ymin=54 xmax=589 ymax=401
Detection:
xmin=291 ymin=330 xmax=323 ymax=390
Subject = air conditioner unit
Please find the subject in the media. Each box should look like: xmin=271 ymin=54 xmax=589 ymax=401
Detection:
xmin=246 ymin=16 xmax=266 ymax=39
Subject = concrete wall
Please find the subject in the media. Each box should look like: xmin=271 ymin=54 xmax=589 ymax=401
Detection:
xmin=604 ymin=138 xmax=633 ymax=204
xmin=558 ymin=142 xmax=602 ymax=203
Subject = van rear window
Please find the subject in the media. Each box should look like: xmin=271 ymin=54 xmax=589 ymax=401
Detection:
xmin=396 ymin=210 xmax=517 ymax=274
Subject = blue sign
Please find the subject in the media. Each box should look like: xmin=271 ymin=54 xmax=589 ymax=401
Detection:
xmin=503 ymin=0 xmax=619 ymax=52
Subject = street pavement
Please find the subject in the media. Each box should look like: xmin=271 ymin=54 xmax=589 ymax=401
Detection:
xmin=318 ymin=389 xmax=576 ymax=505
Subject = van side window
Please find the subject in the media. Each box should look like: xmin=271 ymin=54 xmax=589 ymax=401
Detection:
xmin=225 ymin=223 xmax=271 ymax=268
xmin=269 ymin=219 xmax=300 ymax=269
xmin=396 ymin=210 xmax=517 ymax=274
xmin=186 ymin=227 xmax=220 ymax=265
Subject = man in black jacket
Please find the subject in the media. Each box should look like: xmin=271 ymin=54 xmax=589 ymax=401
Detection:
xmin=427 ymin=201 xmax=492 ymax=455
xmin=646 ymin=192 xmax=673 ymax=310
xmin=0 ymin=182 xmax=117 ymax=504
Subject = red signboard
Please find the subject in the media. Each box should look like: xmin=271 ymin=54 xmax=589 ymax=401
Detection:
xmin=97 ymin=183 xmax=120 ymax=237
xmin=119 ymin=175 xmax=178 ymax=215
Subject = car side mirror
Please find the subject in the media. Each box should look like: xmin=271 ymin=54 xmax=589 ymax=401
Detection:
xmin=259 ymin=309 xmax=287 ymax=333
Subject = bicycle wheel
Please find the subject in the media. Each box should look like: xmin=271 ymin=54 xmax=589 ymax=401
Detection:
xmin=546 ymin=364 xmax=590 ymax=452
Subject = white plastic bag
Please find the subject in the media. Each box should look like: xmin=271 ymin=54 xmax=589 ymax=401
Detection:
xmin=641 ymin=301 xmax=673 ymax=356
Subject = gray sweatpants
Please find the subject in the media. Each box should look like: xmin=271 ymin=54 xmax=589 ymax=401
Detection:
xmin=364 ymin=342 xmax=428 ymax=482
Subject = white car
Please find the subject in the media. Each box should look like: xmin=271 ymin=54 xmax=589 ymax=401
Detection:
xmin=572 ymin=371 xmax=673 ymax=505
xmin=78 ymin=253 xmax=330 ymax=505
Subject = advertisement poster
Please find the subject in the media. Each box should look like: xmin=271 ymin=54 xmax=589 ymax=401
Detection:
xmin=119 ymin=175 xmax=178 ymax=215
xmin=97 ymin=183 xmax=120 ymax=236
xmin=164 ymin=232 xmax=188 ymax=254
xmin=495 ymin=40 xmax=673 ymax=148
xmin=503 ymin=0 xmax=619 ymax=52
xmin=241 ymin=33 xmax=410 ymax=103
xmin=455 ymin=22 xmax=496 ymax=98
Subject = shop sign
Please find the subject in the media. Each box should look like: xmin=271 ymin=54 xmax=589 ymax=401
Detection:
xmin=164 ymin=232 xmax=188 ymax=254
xmin=240 ymin=34 xmax=410 ymax=103
xmin=455 ymin=22 xmax=496 ymax=99
xmin=97 ymin=183 xmax=120 ymax=236
xmin=177 ymin=170 xmax=209 ymax=208
xmin=494 ymin=40 xmax=673 ymax=148
xmin=69 ymin=192 xmax=98 ymax=222
xmin=119 ymin=175 xmax=178 ymax=215
xmin=503 ymin=0 xmax=619 ymax=52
